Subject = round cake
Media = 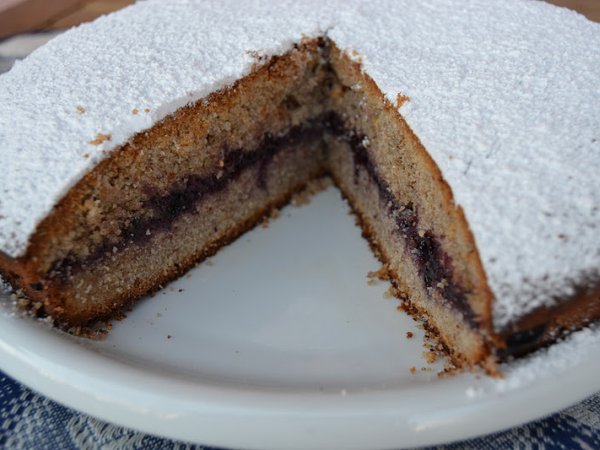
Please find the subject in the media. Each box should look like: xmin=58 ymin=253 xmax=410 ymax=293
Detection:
xmin=0 ymin=0 xmax=599 ymax=373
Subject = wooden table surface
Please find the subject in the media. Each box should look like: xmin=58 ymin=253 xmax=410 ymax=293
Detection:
xmin=0 ymin=0 xmax=599 ymax=40
xmin=545 ymin=0 xmax=600 ymax=21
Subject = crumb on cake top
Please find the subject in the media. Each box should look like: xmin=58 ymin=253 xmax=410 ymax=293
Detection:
xmin=0 ymin=0 xmax=599 ymax=329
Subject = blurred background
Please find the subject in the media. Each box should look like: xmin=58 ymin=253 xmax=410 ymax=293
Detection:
xmin=0 ymin=0 xmax=599 ymax=74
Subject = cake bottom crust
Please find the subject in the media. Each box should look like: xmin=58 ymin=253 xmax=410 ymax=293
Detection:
xmin=498 ymin=282 xmax=600 ymax=359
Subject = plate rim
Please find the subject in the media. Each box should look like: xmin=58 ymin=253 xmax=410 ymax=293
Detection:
xmin=1 ymin=309 xmax=599 ymax=450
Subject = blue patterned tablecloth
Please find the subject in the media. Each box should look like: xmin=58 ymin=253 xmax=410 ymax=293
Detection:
xmin=0 ymin=369 xmax=599 ymax=450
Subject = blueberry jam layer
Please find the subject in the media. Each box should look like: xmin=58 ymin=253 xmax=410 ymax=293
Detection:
xmin=48 ymin=118 xmax=325 ymax=281
xmin=48 ymin=112 xmax=476 ymax=327
xmin=323 ymin=113 xmax=476 ymax=327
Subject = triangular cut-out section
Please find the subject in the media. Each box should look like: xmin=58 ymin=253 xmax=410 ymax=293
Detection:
xmin=92 ymin=186 xmax=445 ymax=388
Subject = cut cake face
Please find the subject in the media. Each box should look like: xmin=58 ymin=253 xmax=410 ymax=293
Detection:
xmin=0 ymin=0 xmax=599 ymax=371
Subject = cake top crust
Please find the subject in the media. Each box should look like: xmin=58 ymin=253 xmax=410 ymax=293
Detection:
xmin=1 ymin=0 xmax=599 ymax=329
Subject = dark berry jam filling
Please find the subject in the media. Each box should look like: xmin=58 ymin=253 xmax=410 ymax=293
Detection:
xmin=48 ymin=112 xmax=477 ymax=329
xmin=324 ymin=113 xmax=476 ymax=327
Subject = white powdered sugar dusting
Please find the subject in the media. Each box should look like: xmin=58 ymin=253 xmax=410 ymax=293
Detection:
xmin=1 ymin=0 xmax=599 ymax=329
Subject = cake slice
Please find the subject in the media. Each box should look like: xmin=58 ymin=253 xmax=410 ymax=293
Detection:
xmin=1 ymin=0 xmax=599 ymax=372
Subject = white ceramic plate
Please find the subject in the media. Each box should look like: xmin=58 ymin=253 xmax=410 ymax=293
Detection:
xmin=1 ymin=187 xmax=599 ymax=450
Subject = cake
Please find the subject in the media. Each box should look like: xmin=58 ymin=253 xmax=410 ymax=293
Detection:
xmin=1 ymin=0 xmax=599 ymax=373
